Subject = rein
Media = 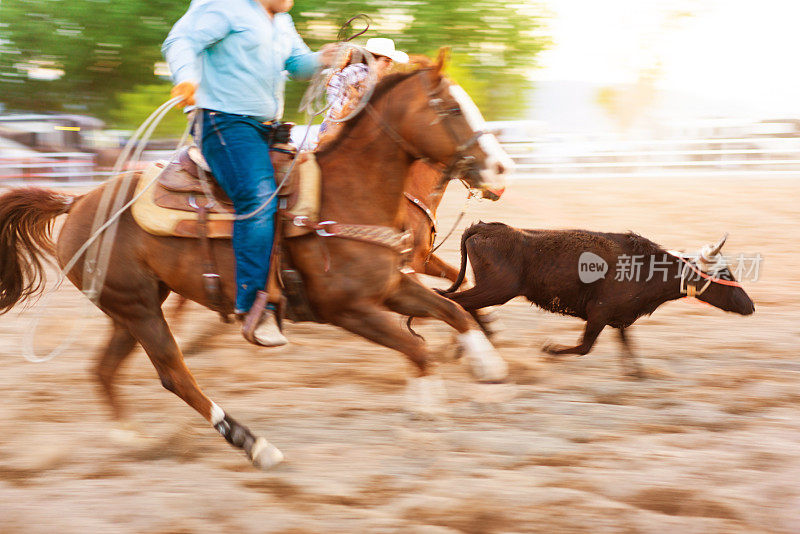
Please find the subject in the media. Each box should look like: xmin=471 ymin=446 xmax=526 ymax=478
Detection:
xmin=428 ymin=187 xmax=477 ymax=256
xmin=404 ymin=178 xmax=478 ymax=261
xmin=366 ymin=104 xmax=428 ymax=162
xmin=365 ymin=72 xmax=487 ymax=262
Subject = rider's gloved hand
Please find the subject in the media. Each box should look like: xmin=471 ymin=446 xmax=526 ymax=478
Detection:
xmin=171 ymin=81 xmax=198 ymax=107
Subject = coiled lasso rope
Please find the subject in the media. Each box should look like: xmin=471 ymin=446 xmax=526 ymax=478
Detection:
xmin=23 ymin=97 xmax=187 ymax=362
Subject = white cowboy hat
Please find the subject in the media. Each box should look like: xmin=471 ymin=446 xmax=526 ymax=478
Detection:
xmin=365 ymin=38 xmax=409 ymax=64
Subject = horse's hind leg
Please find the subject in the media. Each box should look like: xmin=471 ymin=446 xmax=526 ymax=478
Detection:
xmin=385 ymin=274 xmax=508 ymax=382
xmin=122 ymin=311 xmax=283 ymax=469
xmin=96 ymin=321 xmax=138 ymax=424
xmin=96 ymin=285 xmax=169 ymax=430
xmin=332 ymin=305 xmax=447 ymax=415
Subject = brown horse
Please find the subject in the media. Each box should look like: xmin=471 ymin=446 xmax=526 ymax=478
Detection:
xmin=168 ymin=161 xmax=468 ymax=319
xmin=0 ymin=59 xmax=512 ymax=469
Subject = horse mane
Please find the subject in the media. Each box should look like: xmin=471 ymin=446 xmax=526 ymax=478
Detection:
xmin=314 ymin=68 xmax=429 ymax=156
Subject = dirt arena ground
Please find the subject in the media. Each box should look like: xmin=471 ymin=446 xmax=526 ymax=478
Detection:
xmin=1 ymin=176 xmax=798 ymax=533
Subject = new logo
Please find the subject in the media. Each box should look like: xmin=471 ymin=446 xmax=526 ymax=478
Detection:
xmin=578 ymin=252 xmax=608 ymax=283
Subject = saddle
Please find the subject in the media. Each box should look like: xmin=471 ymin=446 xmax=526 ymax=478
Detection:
xmin=131 ymin=136 xmax=322 ymax=323
xmin=136 ymin=143 xmax=318 ymax=239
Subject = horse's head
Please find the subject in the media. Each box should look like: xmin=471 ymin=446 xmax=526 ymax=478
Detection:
xmin=384 ymin=50 xmax=512 ymax=200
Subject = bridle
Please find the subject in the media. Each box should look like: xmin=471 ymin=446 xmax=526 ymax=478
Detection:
xmin=424 ymin=76 xmax=487 ymax=180
xmin=364 ymin=69 xmax=488 ymax=183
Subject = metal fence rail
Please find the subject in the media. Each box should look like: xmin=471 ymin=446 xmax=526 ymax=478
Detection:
xmin=502 ymin=134 xmax=800 ymax=179
xmin=3 ymin=128 xmax=800 ymax=188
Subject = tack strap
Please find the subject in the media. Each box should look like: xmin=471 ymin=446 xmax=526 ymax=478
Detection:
xmin=197 ymin=205 xmax=230 ymax=322
xmin=285 ymin=213 xmax=412 ymax=255
xmin=404 ymin=192 xmax=436 ymax=227
xmin=679 ymin=262 xmax=713 ymax=297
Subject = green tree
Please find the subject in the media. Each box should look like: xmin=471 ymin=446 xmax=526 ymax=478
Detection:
xmin=0 ymin=0 xmax=181 ymax=118
xmin=0 ymin=0 xmax=548 ymax=127
xmin=290 ymin=0 xmax=549 ymax=120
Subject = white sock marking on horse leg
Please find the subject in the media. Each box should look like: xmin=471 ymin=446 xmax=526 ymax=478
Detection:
xmin=458 ymin=330 xmax=509 ymax=382
xmin=210 ymin=402 xmax=225 ymax=425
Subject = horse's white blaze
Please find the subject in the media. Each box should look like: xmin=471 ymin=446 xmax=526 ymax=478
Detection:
xmin=210 ymin=402 xmax=225 ymax=425
xmin=448 ymin=84 xmax=514 ymax=189
xmin=457 ymin=330 xmax=509 ymax=382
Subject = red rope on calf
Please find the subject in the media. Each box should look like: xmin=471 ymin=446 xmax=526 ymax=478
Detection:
xmin=671 ymin=253 xmax=743 ymax=288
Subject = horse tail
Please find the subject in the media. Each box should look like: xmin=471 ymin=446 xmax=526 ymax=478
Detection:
xmin=0 ymin=188 xmax=76 ymax=314
xmin=441 ymin=223 xmax=481 ymax=294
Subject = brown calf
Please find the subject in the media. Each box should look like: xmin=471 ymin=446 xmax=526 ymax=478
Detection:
xmin=441 ymin=222 xmax=755 ymax=377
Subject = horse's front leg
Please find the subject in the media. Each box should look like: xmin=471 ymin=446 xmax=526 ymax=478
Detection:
xmin=384 ymin=274 xmax=508 ymax=382
xmin=422 ymin=253 xmax=463 ymax=284
xmin=331 ymin=304 xmax=448 ymax=416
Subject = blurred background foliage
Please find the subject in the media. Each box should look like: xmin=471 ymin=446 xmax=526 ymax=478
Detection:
xmin=0 ymin=0 xmax=548 ymax=134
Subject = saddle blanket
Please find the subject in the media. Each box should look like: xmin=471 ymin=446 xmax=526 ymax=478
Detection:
xmin=131 ymin=151 xmax=321 ymax=239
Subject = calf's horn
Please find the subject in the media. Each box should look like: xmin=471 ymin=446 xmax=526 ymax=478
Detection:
xmin=698 ymin=233 xmax=728 ymax=268
xmin=709 ymin=233 xmax=728 ymax=257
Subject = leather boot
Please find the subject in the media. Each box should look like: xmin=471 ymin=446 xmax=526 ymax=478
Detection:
xmin=251 ymin=309 xmax=288 ymax=347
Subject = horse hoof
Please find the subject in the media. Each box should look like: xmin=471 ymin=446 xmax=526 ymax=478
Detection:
xmin=249 ymin=437 xmax=284 ymax=470
xmin=458 ymin=330 xmax=508 ymax=383
xmin=467 ymin=353 xmax=509 ymax=383
xmin=405 ymin=375 xmax=448 ymax=418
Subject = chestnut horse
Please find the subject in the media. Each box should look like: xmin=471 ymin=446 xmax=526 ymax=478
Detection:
xmin=168 ymin=162 xmax=468 ymax=319
xmin=0 ymin=61 xmax=511 ymax=469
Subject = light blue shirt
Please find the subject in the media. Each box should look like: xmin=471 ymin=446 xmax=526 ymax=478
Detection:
xmin=162 ymin=0 xmax=320 ymax=121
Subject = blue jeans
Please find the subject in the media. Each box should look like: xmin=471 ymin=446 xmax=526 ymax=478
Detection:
xmin=198 ymin=110 xmax=277 ymax=314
